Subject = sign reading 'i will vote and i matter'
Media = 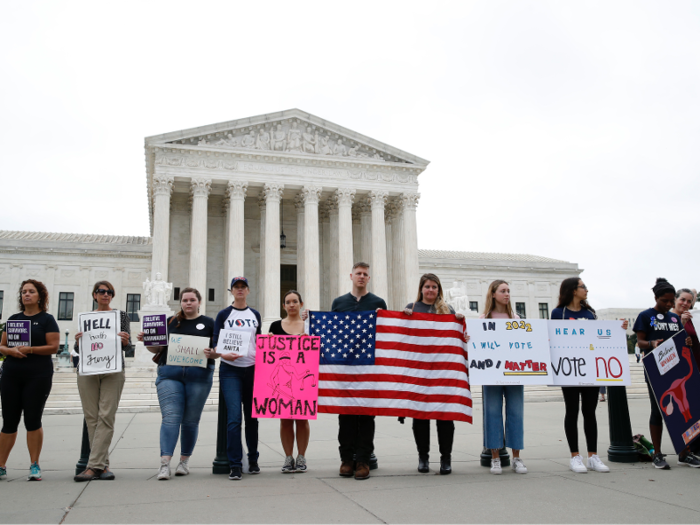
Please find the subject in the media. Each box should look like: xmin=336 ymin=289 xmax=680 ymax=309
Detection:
xmin=465 ymin=318 xmax=553 ymax=385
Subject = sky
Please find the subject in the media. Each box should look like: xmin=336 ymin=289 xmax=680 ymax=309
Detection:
xmin=1 ymin=0 xmax=699 ymax=309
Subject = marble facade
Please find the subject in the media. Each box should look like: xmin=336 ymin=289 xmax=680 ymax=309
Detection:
xmin=0 ymin=109 xmax=583 ymax=339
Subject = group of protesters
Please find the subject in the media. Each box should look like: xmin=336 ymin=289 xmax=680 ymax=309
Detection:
xmin=1 ymin=266 xmax=699 ymax=482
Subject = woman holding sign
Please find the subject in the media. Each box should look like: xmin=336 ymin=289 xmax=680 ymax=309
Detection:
xmin=137 ymin=287 xmax=215 ymax=480
xmin=0 ymin=279 xmax=59 ymax=482
xmin=480 ymin=280 xmax=528 ymax=475
xmin=212 ymin=277 xmax=262 ymax=481
xmin=403 ymin=273 xmax=465 ymax=475
xmin=551 ymin=277 xmax=628 ymax=474
xmin=633 ymin=278 xmax=699 ymax=469
xmin=73 ymin=281 xmax=131 ymax=482
xmin=269 ymin=290 xmax=311 ymax=474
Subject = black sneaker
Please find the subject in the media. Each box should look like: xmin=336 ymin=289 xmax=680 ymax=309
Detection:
xmin=678 ymin=453 xmax=700 ymax=468
xmin=248 ymin=461 xmax=260 ymax=474
xmin=652 ymin=453 xmax=670 ymax=470
xmin=228 ymin=467 xmax=242 ymax=480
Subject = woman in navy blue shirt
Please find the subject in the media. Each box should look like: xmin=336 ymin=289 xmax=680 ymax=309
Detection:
xmin=633 ymin=278 xmax=697 ymax=469
xmin=551 ymin=278 xmax=627 ymax=474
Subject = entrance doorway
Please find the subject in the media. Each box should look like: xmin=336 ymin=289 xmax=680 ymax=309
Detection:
xmin=280 ymin=265 xmax=298 ymax=318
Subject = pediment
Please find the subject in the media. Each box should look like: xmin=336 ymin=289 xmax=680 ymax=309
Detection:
xmin=145 ymin=109 xmax=429 ymax=166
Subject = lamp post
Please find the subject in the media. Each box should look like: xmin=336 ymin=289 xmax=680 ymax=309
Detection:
xmin=606 ymin=385 xmax=638 ymax=462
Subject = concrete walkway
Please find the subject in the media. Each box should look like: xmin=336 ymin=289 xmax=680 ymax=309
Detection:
xmin=1 ymin=398 xmax=699 ymax=524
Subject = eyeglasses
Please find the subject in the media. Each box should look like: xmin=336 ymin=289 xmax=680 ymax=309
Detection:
xmin=95 ymin=289 xmax=114 ymax=296
xmin=578 ymin=285 xmax=588 ymax=291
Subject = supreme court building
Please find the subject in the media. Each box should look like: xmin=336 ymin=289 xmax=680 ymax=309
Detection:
xmin=0 ymin=110 xmax=581 ymax=336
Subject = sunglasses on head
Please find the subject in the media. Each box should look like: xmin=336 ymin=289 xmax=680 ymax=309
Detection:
xmin=95 ymin=289 xmax=114 ymax=296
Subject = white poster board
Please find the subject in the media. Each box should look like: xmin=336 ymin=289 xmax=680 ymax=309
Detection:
xmin=78 ymin=310 xmax=122 ymax=376
xmin=216 ymin=328 xmax=250 ymax=357
xmin=466 ymin=318 xmax=553 ymax=385
xmin=166 ymin=334 xmax=209 ymax=368
xmin=548 ymin=320 xmax=631 ymax=386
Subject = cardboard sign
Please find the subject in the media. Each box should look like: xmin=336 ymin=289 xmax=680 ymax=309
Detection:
xmin=142 ymin=314 xmax=168 ymax=346
xmin=216 ymin=328 xmax=249 ymax=357
xmin=78 ymin=310 xmax=122 ymax=376
xmin=252 ymin=335 xmax=320 ymax=420
xmin=549 ymin=320 xmax=631 ymax=386
xmin=166 ymin=333 xmax=208 ymax=368
xmin=5 ymin=320 xmax=31 ymax=348
xmin=644 ymin=330 xmax=700 ymax=453
xmin=466 ymin=318 xmax=553 ymax=385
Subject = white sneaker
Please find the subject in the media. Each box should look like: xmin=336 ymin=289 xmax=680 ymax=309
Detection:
xmin=569 ymin=455 xmax=587 ymax=473
xmin=490 ymin=458 xmax=502 ymax=475
xmin=175 ymin=458 xmax=190 ymax=476
xmin=587 ymin=454 xmax=610 ymax=473
xmin=512 ymin=457 xmax=528 ymax=474
xmin=157 ymin=458 xmax=171 ymax=480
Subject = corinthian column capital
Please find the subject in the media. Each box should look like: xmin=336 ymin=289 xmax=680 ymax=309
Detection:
xmin=152 ymin=175 xmax=174 ymax=197
xmin=190 ymin=177 xmax=212 ymax=198
xmin=334 ymin=188 xmax=356 ymax=208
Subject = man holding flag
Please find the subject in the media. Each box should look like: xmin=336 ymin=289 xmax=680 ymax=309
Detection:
xmin=329 ymin=262 xmax=387 ymax=480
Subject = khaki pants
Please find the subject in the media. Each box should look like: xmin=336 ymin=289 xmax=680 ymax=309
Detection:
xmin=77 ymin=369 xmax=126 ymax=470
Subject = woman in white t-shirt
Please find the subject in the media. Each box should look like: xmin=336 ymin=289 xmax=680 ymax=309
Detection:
xmin=479 ymin=280 xmax=527 ymax=475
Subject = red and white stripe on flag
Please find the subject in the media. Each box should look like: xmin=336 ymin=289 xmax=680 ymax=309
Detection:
xmin=318 ymin=310 xmax=472 ymax=423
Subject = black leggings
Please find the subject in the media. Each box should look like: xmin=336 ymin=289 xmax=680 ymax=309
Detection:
xmin=646 ymin=380 xmax=663 ymax=427
xmin=0 ymin=371 xmax=53 ymax=434
xmin=562 ymin=387 xmax=599 ymax=453
xmin=412 ymin=418 xmax=455 ymax=458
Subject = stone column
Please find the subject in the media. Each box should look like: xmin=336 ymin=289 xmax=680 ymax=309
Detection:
xmin=301 ymin=186 xmax=322 ymax=310
xmin=391 ymin=200 xmax=405 ymax=311
xmin=151 ymin=175 xmax=174 ymax=281
xmin=368 ymin=191 xmax=388 ymax=302
xmin=258 ymin=197 xmax=266 ymax=311
xmin=328 ymin=198 xmax=339 ymax=304
xmin=44 ymin=265 xmax=57 ymax=310
xmin=262 ymin=183 xmax=284 ymax=331
xmin=294 ymin=194 xmax=305 ymax=300
xmin=226 ymin=181 xmax=248 ymax=280
xmin=359 ymin=199 xmax=372 ymax=267
xmin=399 ymin=192 xmax=420 ymax=308
xmin=384 ymin=203 xmax=394 ymax=310
xmin=334 ymin=188 xmax=356 ymax=297
xmin=352 ymin=206 xmax=361 ymax=270
xmin=112 ymin=267 xmax=124 ymax=310
xmin=79 ymin=266 xmax=91 ymax=314
xmin=319 ymin=203 xmax=331 ymax=310
xmin=189 ymin=177 xmax=212 ymax=315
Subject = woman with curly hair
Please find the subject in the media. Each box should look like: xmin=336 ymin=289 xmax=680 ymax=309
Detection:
xmin=0 ymin=280 xmax=60 ymax=481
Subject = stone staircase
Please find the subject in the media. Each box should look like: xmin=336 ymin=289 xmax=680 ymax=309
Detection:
xmin=4 ymin=356 xmax=648 ymax=415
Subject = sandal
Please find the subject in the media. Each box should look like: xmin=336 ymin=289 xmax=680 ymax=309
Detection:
xmin=99 ymin=468 xmax=115 ymax=480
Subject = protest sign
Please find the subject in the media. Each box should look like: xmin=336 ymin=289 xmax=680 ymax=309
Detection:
xmin=141 ymin=314 xmax=168 ymax=346
xmin=548 ymin=321 xmax=631 ymax=386
xmin=644 ymin=330 xmax=700 ymax=453
xmin=78 ymin=310 xmax=122 ymax=376
xmin=466 ymin=318 xmax=552 ymax=385
xmin=253 ymin=335 xmax=320 ymax=420
xmin=5 ymin=320 xmax=31 ymax=348
xmin=166 ymin=334 xmax=209 ymax=368
xmin=216 ymin=328 xmax=249 ymax=357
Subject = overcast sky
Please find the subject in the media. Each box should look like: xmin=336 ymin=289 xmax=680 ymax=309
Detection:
xmin=1 ymin=1 xmax=699 ymax=310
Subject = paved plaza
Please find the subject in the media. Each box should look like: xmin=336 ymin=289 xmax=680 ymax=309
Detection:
xmin=1 ymin=397 xmax=698 ymax=524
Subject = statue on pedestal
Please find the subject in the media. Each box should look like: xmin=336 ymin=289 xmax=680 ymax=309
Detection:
xmin=445 ymin=280 xmax=476 ymax=317
xmin=143 ymin=273 xmax=173 ymax=309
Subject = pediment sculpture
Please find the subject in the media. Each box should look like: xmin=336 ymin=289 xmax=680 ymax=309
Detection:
xmin=172 ymin=119 xmax=405 ymax=163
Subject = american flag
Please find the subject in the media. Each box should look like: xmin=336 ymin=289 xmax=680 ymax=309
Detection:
xmin=310 ymin=309 xmax=472 ymax=423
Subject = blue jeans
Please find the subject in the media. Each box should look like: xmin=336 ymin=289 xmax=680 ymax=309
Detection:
xmin=219 ymin=364 xmax=258 ymax=469
xmin=155 ymin=364 xmax=213 ymax=457
xmin=483 ymin=385 xmax=524 ymax=450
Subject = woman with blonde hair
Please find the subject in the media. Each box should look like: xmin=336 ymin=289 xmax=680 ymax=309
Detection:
xmin=480 ymin=280 xmax=527 ymax=475
xmin=403 ymin=273 xmax=466 ymax=475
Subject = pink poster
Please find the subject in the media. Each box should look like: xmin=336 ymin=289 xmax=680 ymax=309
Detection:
xmin=253 ymin=335 xmax=320 ymax=420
